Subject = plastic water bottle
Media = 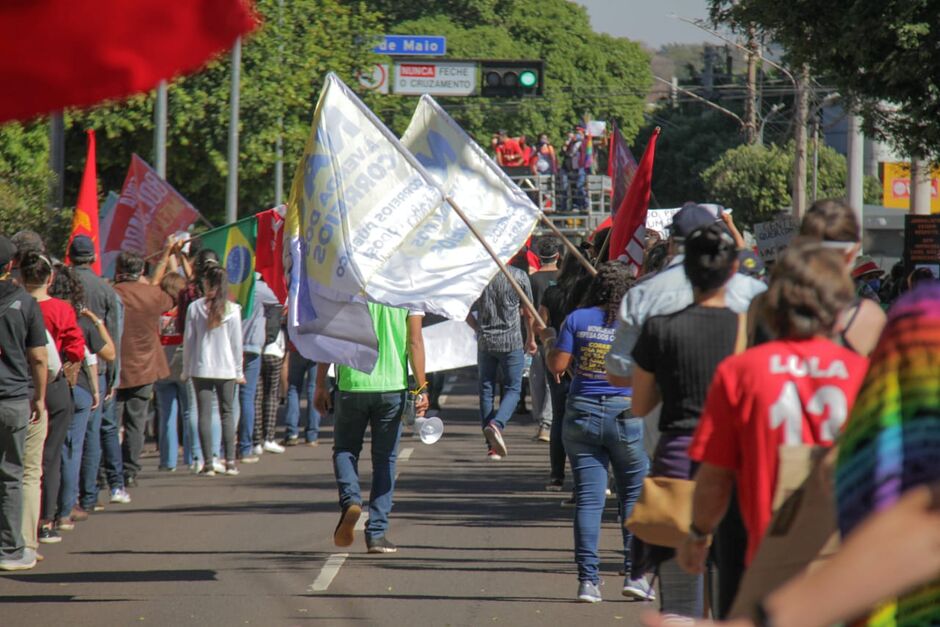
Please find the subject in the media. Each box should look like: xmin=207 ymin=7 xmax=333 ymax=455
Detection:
xmin=414 ymin=416 xmax=444 ymax=445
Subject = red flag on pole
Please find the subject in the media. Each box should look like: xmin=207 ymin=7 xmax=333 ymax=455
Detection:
xmin=607 ymin=122 xmax=638 ymax=217
xmin=0 ymin=0 xmax=256 ymax=124
xmin=68 ymin=129 xmax=101 ymax=274
xmin=608 ymin=127 xmax=660 ymax=272
xmin=100 ymin=155 xmax=200 ymax=274
xmin=256 ymin=207 xmax=287 ymax=304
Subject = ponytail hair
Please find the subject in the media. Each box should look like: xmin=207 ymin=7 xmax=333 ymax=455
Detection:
xmin=683 ymin=223 xmax=737 ymax=292
xmin=202 ymin=265 xmax=229 ymax=329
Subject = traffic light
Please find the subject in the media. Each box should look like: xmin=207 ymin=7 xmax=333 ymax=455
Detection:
xmin=480 ymin=60 xmax=544 ymax=97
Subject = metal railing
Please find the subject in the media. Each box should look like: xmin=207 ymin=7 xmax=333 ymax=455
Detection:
xmin=506 ymin=172 xmax=612 ymax=238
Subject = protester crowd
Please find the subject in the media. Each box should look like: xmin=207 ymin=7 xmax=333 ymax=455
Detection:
xmin=1 ymin=199 xmax=937 ymax=627
xmin=492 ymin=124 xmax=597 ymax=213
xmin=0 ymin=231 xmax=323 ymax=571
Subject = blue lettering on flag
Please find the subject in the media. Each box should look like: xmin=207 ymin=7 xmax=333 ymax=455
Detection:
xmin=413 ymin=129 xmax=472 ymax=179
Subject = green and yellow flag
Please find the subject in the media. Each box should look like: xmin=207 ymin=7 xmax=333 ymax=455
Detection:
xmin=200 ymin=216 xmax=256 ymax=319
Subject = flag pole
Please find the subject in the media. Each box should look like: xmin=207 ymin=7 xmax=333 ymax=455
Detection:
xmin=538 ymin=213 xmax=597 ymax=276
xmin=446 ymin=196 xmax=546 ymax=329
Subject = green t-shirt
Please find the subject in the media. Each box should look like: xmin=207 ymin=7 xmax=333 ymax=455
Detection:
xmin=337 ymin=302 xmax=413 ymax=392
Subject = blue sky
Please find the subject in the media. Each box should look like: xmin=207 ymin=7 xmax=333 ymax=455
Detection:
xmin=577 ymin=0 xmax=711 ymax=48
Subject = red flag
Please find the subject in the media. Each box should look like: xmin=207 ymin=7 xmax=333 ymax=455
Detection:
xmin=68 ymin=129 xmax=101 ymax=274
xmin=100 ymin=155 xmax=200 ymax=274
xmin=609 ymin=128 xmax=660 ymax=271
xmin=0 ymin=0 xmax=256 ymax=123
xmin=256 ymin=207 xmax=287 ymax=304
xmin=607 ymin=122 xmax=639 ymax=217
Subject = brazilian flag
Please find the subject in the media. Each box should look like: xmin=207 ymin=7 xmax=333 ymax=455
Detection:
xmin=200 ymin=216 xmax=256 ymax=319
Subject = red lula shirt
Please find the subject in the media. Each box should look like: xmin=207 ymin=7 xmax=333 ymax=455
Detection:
xmin=688 ymin=337 xmax=868 ymax=565
xmin=38 ymin=297 xmax=85 ymax=363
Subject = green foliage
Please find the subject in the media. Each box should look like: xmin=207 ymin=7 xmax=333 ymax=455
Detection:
xmin=65 ymin=0 xmax=383 ymax=224
xmin=701 ymin=141 xmax=871 ymax=225
xmin=634 ymin=106 xmax=746 ymax=208
xmin=708 ymin=0 xmax=940 ymax=159
xmin=0 ymin=122 xmax=57 ymax=237
xmin=367 ymin=0 xmax=651 ymax=149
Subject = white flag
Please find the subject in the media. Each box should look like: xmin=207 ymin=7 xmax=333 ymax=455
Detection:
xmin=390 ymin=95 xmax=540 ymax=318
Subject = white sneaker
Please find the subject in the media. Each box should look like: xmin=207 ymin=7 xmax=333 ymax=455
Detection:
xmin=211 ymin=458 xmax=226 ymax=474
xmin=190 ymin=460 xmax=205 ymax=474
xmin=110 ymin=488 xmax=132 ymax=504
xmin=252 ymin=444 xmax=264 ymax=456
xmin=262 ymin=440 xmax=285 ymax=454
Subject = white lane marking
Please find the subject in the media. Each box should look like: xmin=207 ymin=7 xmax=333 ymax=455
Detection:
xmin=308 ymin=553 xmax=348 ymax=592
xmin=399 ymin=447 xmax=414 ymax=462
xmin=354 ymin=516 xmax=366 ymax=531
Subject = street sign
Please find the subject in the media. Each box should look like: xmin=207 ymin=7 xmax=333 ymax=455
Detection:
xmin=357 ymin=63 xmax=390 ymax=94
xmin=374 ymin=35 xmax=446 ymax=56
xmin=392 ymin=61 xmax=477 ymax=96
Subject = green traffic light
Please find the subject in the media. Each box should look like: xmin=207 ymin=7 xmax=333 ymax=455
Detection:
xmin=519 ymin=70 xmax=537 ymax=88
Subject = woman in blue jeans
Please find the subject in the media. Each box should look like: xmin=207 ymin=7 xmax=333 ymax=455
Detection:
xmin=545 ymin=262 xmax=649 ymax=603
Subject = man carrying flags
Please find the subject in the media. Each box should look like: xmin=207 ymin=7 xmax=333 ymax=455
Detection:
xmin=314 ymin=304 xmax=428 ymax=554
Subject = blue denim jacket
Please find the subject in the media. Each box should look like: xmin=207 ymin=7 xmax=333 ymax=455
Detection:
xmin=605 ymin=255 xmax=766 ymax=378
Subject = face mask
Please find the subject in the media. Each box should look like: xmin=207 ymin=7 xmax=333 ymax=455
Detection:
xmin=867 ymin=278 xmax=882 ymax=293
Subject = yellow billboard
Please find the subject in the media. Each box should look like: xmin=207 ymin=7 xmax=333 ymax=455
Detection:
xmin=882 ymin=162 xmax=940 ymax=212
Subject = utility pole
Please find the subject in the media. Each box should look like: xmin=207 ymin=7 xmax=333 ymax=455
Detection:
xmin=671 ymin=76 xmax=678 ymax=109
xmin=846 ymin=113 xmax=864 ymax=221
xmin=791 ymin=66 xmax=810 ymax=219
xmin=911 ymin=156 xmax=932 ymax=215
xmin=226 ymin=37 xmax=242 ymax=224
xmin=274 ymin=0 xmax=284 ymax=206
xmin=48 ymin=112 xmax=65 ymax=210
xmin=811 ymin=112 xmax=820 ymax=202
xmin=702 ymin=44 xmax=716 ymax=97
xmin=744 ymin=25 xmax=758 ymax=144
xmin=154 ymin=80 xmax=168 ymax=178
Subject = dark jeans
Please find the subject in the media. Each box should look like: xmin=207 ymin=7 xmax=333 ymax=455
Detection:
xmin=332 ymin=390 xmax=404 ymax=539
xmin=285 ymin=353 xmax=320 ymax=442
xmin=237 ymin=352 xmax=262 ymax=456
xmin=41 ymin=376 xmax=73 ymax=522
xmin=0 ymin=398 xmax=29 ymax=558
xmin=548 ymin=375 xmax=570 ymax=483
xmin=477 ymin=348 xmax=524 ymax=432
xmin=117 ymin=383 xmax=154 ymax=480
xmin=59 ymin=384 xmax=93 ymax=518
xmin=563 ymin=394 xmax=647 ymax=584
xmin=193 ymin=378 xmax=236 ymax=463
xmin=80 ymin=374 xmax=107 ymax=509
xmin=714 ymin=490 xmax=748 ymax=618
xmin=427 ymin=371 xmax=445 ymax=409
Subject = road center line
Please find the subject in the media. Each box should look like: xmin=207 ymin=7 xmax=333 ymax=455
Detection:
xmin=308 ymin=553 xmax=348 ymax=592
xmin=399 ymin=447 xmax=414 ymax=462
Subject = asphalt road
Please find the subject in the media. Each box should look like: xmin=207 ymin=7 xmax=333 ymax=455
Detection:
xmin=0 ymin=373 xmax=652 ymax=626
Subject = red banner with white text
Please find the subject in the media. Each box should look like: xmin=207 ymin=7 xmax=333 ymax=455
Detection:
xmin=101 ymin=155 xmax=200 ymax=275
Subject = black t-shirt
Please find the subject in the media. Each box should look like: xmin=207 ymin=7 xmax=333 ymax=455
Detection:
xmin=529 ymin=269 xmax=558 ymax=310
xmin=541 ymin=284 xmax=567 ymax=331
xmin=77 ymin=316 xmax=106 ymax=394
xmin=0 ymin=281 xmax=48 ymax=400
xmin=632 ymin=305 xmax=739 ymax=433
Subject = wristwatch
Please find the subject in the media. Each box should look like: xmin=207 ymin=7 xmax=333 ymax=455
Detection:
xmin=688 ymin=522 xmax=712 ymax=543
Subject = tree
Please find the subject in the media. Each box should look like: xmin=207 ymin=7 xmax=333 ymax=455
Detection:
xmin=0 ymin=122 xmax=62 ymax=238
xmin=709 ymin=0 xmax=940 ymax=159
xmin=363 ymin=0 xmax=651 ymax=148
xmin=634 ymin=107 xmax=747 ymax=208
xmin=702 ymin=142 xmax=881 ymax=225
xmin=63 ymin=0 xmax=383 ymax=224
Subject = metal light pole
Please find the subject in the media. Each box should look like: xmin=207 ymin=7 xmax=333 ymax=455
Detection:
xmin=911 ymin=156 xmax=932 ymax=215
xmin=846 ymin=113 xmax=864 ymax=220
xmin=226 ymin=37 xmax=242 ymax=224
xmin=49 ymin=112 xmax=65 ymax=210
xmin=154 ymin=81 xmax=168 ymax=178
xmin=274 ymin=0 xmax=284 ymax=206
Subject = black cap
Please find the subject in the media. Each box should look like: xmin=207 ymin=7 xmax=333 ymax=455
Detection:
xmin=69 ymin=234 xmax=96 ymax=261
xmin=0 ymin=235 xmax=17 ymax=268
xmin=671 ymin=203 xmax=722 ymax=240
